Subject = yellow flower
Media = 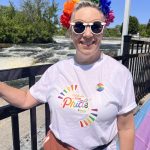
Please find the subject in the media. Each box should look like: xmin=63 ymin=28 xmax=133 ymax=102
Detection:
xmin=72 ymin=0 xmax=80 ymax=3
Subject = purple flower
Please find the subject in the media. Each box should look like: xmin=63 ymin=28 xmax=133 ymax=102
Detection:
xmin=99 ymin=0 xmax=111 ymax=15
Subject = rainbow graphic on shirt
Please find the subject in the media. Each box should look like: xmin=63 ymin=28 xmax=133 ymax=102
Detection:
xmin=80 ymin=109 xmax=98 ymax=127
xmin=96 ymin=83 xmax=104 ymax=92
xmin=58 ymin=85 xmax=98 ymax=128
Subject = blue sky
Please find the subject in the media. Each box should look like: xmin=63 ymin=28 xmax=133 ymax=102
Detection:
xmin=0 ymin=0 xmax=149 ymax=28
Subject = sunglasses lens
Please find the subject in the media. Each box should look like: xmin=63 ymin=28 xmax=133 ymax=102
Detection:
xmin=73 ymin=22 xmax=85 ymax=34
xmin=91 ymin=21 xmax=103 ymax=34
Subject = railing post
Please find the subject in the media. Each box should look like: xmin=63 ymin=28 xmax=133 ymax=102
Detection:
xmin=45 ymin=103 xmax=50 ymax=134
xmin=122 ymin=35 xmax=132 ymax=68
xmin=11 ymin=114 xmax=20 ymax=150
xmin=29 ymin=71 xmax=37 ymax=150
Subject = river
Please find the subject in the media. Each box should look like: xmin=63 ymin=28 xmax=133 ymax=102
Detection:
xmin=0 ymin=36 xmax=121 ymax=70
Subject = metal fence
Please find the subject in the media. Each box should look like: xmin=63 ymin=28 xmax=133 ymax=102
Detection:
xmin=122 ymin=36 xmax=150 ymax=102
xmin=0 ymin=64 xmax=51 ymax=150
xmin=0 ymin=36 xmax=150 ymax=150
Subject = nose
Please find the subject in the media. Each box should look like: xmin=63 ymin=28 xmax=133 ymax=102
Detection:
xmin=83 ymin=26 xmax=93 ymax=38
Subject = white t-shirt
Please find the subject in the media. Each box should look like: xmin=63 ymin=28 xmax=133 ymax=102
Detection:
xmin=30 ymin=53 xmax=137 ymax=150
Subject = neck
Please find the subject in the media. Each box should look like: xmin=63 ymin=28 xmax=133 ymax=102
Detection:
xmin=74 ymin=50 xmax=101 ymax=65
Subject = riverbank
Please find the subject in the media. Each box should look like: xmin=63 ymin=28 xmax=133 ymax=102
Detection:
xmin=0 ymin=43 xmax=13 ymax=48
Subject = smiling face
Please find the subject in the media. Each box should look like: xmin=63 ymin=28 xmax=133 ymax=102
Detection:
xmin=70 ymin=7 xmax=105 ymax=58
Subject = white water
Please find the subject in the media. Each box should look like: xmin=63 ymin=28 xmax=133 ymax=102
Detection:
xmin=0 ymin=57 xmax=34 ymax=69
xmin=0 ymin=36 xmax=121 ymax=70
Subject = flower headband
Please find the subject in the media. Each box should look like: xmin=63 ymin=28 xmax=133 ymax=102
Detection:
xmin=60 ymin=0 xmax=115 ymax=29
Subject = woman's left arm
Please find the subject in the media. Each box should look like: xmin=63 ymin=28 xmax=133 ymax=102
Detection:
xmin=117 ymin=111 xmax=135 ymax=150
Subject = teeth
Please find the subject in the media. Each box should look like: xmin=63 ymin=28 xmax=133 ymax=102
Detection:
xmin=81 ymin=41 xmax=94 ymax=45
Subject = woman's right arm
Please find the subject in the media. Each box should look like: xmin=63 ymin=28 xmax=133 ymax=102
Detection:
xmin=0 ymin=82 xmax=39 ymax=109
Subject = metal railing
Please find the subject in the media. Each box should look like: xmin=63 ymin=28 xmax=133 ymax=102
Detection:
xmin=0 ymin=36 xmax=150 ymax=150
xmin=122 ymin=36 xmax=150 ymax=102
xmin=130 ymin=39 xmax=150 ymax=54
xmin=0 ymin=64 xmax=52 ymax=150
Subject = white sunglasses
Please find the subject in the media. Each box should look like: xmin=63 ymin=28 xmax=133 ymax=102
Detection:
xmin=70 ymin=20 xmax=106 ymax=34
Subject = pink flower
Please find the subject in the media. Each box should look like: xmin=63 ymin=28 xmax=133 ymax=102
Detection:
xmin=106 ymin=10 xmax=115 ymax=26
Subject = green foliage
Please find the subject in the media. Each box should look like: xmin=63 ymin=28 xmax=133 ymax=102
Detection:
xmin=91 ymin=0 xmax=99 ymax=4
xmin=119 ymin=16 xmax=149 ymax=37
xmin=128 ymin=16 xmax=139 ymax=34
xmin=0 ymin=1 xmax=149 ymax=42
xmin=0 ymin=0 xmax=59 ymax=43
xmin=104 ymin=26 xmax=121 ymax=37
xmin=56 ymin=27 xmax=67 ymax=36
xmin=139 ymin=24 xmax=147 ymax=37
xmin=111 ymin=16 xmax=140 ymax=36
xmin=146 ymin=19 xmax=150 ymax=37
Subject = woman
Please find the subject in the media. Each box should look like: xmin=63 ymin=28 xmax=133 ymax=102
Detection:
xmin=0 ymin=0 xmax=136 ymax=150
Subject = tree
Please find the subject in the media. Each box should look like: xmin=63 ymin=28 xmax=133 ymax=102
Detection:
xmin=0 ymin=0 xmax=59 ymax=43
xmin=21 ymin=0 xmax=35 ymax=22
xmin=104 ymin=27 xmax=121 ymax=37
xmin=128 ymin=16 xmax=139 ymax=35
xmin=120 ymin=16 xmax=139 ymax=35
xmin=146 ymin=19 xmax=150 ymax=37
xmin=139 ymin=24 xmax=147 ymax=37
xmin=8 ymin=1 xmax=16 ymax=19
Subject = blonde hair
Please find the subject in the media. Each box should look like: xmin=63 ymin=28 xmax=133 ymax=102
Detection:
xmin=70 ymin=1 xmax=104 ymax=21
xmin=74 ymin=1 xmax=101 ymax=13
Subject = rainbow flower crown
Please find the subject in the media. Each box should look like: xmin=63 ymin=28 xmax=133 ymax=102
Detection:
xmin=60 ymin=0 xmax=115 ymax=29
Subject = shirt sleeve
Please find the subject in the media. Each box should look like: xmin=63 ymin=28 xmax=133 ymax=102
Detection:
xmin=118 ymin=72 xmax=137 ymax=115
xmin=29 ymin=64 xmax=57 ymax=103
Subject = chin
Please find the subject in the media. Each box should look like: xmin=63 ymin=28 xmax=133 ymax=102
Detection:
xmin=79 ymin=43 xmax=98 ymax=51
xmin=78 ymin=47 xmax=99 ymax=55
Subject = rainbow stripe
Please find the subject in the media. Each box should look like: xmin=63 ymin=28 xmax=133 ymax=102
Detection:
xmin=80 ymin=109 xmax=98 ymax=127
xmin=96 ymin=83 xmax=104 ymax=92
xmin=58 ymin=85 xmax=78 ymax=99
